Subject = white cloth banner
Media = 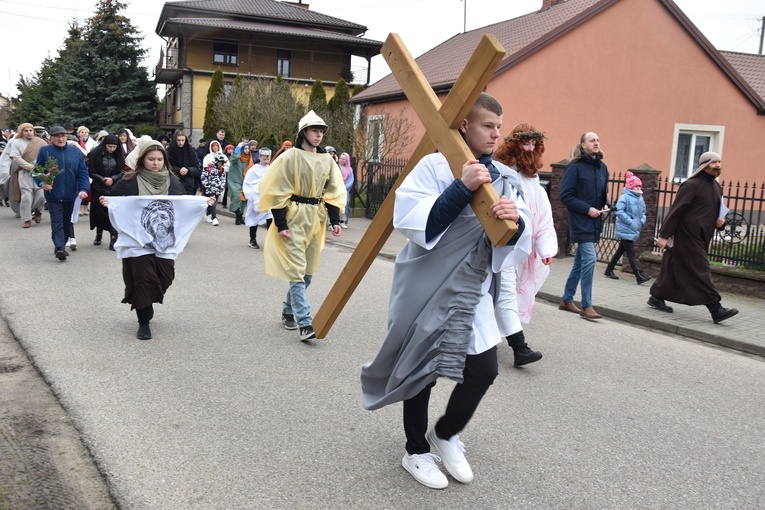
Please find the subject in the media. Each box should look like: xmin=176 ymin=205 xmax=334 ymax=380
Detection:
xmin=106 ymin=195 xmax=209 ymax=260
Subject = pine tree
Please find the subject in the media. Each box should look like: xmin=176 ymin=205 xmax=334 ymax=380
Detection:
xmin=203 ymin=68 xmax=225 ymax=139
xmin=53 ymin=1 xmax=157 ymax=131
xmin=11 ymin=57 xmax=60 ymax=126
xmin=327 ymin=79 xmax=350 ymax=112
xmin=308 ymin=80 xmax=327 ymax=114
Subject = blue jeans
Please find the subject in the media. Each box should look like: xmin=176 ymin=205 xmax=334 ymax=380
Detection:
xmin=562 ymin=242 xmax=596 ymax=307
xmin=283 ymin=275 xmax=313 ymax=327
xmin=48 ymin=201 xmax=75 ymax=251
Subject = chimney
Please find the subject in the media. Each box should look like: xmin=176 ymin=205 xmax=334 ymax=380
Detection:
xmin=541 ymin=0 xmax=565 ymax=8
xmin=283 ymin=1 xmax=310 ymax=8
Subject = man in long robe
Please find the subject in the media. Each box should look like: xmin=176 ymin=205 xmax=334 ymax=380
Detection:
xmin=360 ymin=93 xmax=532 ymax=490
xmin=10 ymin=123 xmax=47 ymax=228
xmin=648 ymin=151 xmax=738 ymax=323
xmin=258 ymin=110 xmax=346 ymax=342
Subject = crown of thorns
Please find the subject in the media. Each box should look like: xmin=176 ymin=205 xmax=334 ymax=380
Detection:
xmin=512 ymin=130 xmax=546 ymax=141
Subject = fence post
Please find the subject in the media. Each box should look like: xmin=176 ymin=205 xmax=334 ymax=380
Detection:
xmin=624 ymin=163 xmax=662 ymax=273
xmin=549 ymin=159 xmax=570 ymax=257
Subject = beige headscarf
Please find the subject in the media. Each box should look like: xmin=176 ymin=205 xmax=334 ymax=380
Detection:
xmin=124 ymin=135 xmax=153 ymax=170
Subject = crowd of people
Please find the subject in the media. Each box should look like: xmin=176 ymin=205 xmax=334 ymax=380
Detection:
xmin=0 ymin=99 xmax=738 ymax=490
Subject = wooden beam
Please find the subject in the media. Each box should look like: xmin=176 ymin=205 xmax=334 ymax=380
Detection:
xmin=313 ymin=33 xmax=508 ymax=339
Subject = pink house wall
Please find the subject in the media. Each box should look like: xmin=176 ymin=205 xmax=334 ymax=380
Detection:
xmin=366 ymin=0 xmax=765 ymax=184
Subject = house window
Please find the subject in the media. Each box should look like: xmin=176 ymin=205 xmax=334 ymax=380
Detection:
xmin=367 ymin=115 xmax=384 ymax=162
xmin=671 ymin=124 xmax=724 ymax=180
xmin=213 ymin=39 xmax=238 ymax=65
xmin=277 ymin=50 xmax=291 ymax=78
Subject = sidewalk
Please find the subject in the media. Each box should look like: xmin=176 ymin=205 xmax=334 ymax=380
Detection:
xmin=319 ymin=215 xmax=765 ymax=358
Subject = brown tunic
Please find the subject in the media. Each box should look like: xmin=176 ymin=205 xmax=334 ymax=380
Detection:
xmin=650 ymin=172 xmax=722 ymax=305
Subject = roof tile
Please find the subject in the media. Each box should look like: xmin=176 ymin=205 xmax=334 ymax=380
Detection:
xmin=721 ymin=51 xmax=765 ymax=105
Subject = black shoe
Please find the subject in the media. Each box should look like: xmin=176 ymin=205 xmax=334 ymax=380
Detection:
xmin=604 ymin=269 xmax=619 ymax=279
xmin=514 ymin=346 xmax=543 ymax=367
xmin=136 ymin=323 xmax=152 ymax=340
xmin=55 ymin=248 xmax=67 ymax=261
xmin=248 ymin=239 xmax=260 ymax=249
xmin=281 ymin=313 xmax=298 ymax=330
xmin=299 ymin=325 xmax=316 ymax=342
xmin=648 ymin=295 xmax=673 ymax=313
xmin=109 ymin=235 xmax=117 ymax=251
xmin=93 ymin=234 xmax=102 ymax=246
xmin=636 ymin=271 xmax=652 ymax=284
xmin=712 ymin=307 xmax=739 ymax=324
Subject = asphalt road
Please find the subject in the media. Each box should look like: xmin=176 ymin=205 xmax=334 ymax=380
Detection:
xmin=1 ymin=210 xmax=764 ymax=509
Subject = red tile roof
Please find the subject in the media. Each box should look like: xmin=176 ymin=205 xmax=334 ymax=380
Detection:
xmin=352 ymin=0 xmax=606 ymax=103
xmin=721 ymin=51 xmax=765 ymax=106
xmin=352 ymin=0 xmax=765 ymax=113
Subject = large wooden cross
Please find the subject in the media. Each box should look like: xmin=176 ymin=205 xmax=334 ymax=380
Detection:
xmin=313 ymin=33 xmax=516 ymax=339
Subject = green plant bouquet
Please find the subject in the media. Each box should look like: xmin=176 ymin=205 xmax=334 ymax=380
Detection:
xmin=32 ymin=156 xmax=61 ymax=185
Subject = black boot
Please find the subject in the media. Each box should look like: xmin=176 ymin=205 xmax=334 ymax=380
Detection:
xmin=235 ymin=212 xmax=243 ymax=225
xmin=604 ymin=267 xmax=619 ymax=279
xmin=506 ymin=331 xmax=542 ymax=367
xmin=109 ymin=234 xmax=117 ymax=251
xmin=635 ymin=271 xmax=652 ymax=284
xmin=137 ymin=323 xmax=152 ymax=340
xmin=93 ymin=232 xmax=102 ymax=246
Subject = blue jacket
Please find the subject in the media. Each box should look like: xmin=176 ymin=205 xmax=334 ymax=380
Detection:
xmin=35 ymin=144 xmax=90 ymax=202
xmin=559 ymin=149 xmax=609 ymax=243
xmin=614 ymin=189 xmax=646 ymax=241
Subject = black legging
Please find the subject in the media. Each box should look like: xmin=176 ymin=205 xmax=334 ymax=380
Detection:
xmin=249 ymin=219 xmax=273 ymax=241
xmin=608 ymin=239 xmax=641 ymax=273
xmin=403 ymin=346 xmax=498 ymax=454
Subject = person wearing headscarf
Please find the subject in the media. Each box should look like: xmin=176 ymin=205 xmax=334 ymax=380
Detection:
xmin=117 ymin=128 xmax=136 ymax=159
xmin=9 ymin=123 xmax=46 ymax=228
xmin=242 ymin=148 xmax=273 ymax=248
xmin=338 ymin=152 xmax=354 ymax=228
xmin=201 ymin=140 xmax=228 ymax=225
xmin=271 ymin=140 xmax=292 ymax=161
xmin=166 ymin=130 xmax=199 ymax=195
xmin=227 ymin=142 xmax=255 ymax=225
xmin=124 ymin=135 xmax=153 ymax=171
xmin=87 ymin=134 xmax=124 ymax=249
xmin=156 ymin=133 xmax=171 ymax=149
xmin=648 ymin=152 xmax=738 ymax=323
xmin=101 ymin=141 xmax=212 ymax=340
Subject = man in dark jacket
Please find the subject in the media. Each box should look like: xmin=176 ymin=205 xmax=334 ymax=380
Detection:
xmin=36 ymin=126 xmax=89 ymax=261
xmin=558 ymin=132 xmax=609 ymax=319
xmin=648 ymin=152 xmax=738 ymax=323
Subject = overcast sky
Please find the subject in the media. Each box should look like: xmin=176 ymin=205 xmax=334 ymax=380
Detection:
xmin=0 ymin=0 xmax=762 ymax=97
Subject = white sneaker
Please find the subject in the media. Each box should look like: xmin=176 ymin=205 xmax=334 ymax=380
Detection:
xmin=401 ymin=452 xmax=448 ymax=489
xmin=426 ymin=430 xmax=473 ymax=483
xmin=341 ymin=222 xmax=348 ymax=229
xmin=211 ymin=218 xmax=219 ymax=226
xmin=66 ymin=237 xmax=77 ymax=251
xmin=205 ymin=214 xmax=213 ymax=223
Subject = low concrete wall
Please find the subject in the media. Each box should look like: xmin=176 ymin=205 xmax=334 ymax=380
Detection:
xmin=639 ymin=252 xmax=765 ymax=299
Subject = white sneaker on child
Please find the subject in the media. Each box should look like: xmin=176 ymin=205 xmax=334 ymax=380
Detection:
xmin=401 ymin=452 xmax=448 ymax=489
xmin=66 ymin=238 xmax=77 ymax=251
xmin=211 ymin=218 xmax=219 ymax=226
xmin=205 ymin=214 xmax=213 ymax=223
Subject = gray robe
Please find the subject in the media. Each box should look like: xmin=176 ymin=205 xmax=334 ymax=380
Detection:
xmin=360 ymin=153 xmax=531 ymax=411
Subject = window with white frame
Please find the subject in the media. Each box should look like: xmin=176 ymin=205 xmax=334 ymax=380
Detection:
xmin=366 ymin=115 xmax=384 ymax=162
xmin=671 ymin=124 xmax=724 ymax=180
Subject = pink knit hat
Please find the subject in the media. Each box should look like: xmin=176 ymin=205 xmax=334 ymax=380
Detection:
xmin=625 ymin=171 xmax=642 ymax=190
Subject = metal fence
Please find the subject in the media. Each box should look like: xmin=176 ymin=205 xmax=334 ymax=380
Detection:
xmin=364 ymin=158 xmax=407 ymax=218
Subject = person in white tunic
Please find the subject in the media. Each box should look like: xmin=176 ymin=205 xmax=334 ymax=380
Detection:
xmin=493 ymin=123 xmax=558 ymax=366
xmin=360 ymin=93 xmax=533 ymax=489
xmin=242 ymin=148 xmax=273 ymax=249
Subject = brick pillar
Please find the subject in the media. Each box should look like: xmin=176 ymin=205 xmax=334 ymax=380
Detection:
xmin=621 ymin=163 xmax=661 ymax=273
xmin=549 ymin=159 xmax=570 ymax=257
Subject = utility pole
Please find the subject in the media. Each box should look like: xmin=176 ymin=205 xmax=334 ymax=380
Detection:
xmin=462 ymin=0 xmax=467 ymax=33
xmin=759 ymin=16 xmax=764 ymax=55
